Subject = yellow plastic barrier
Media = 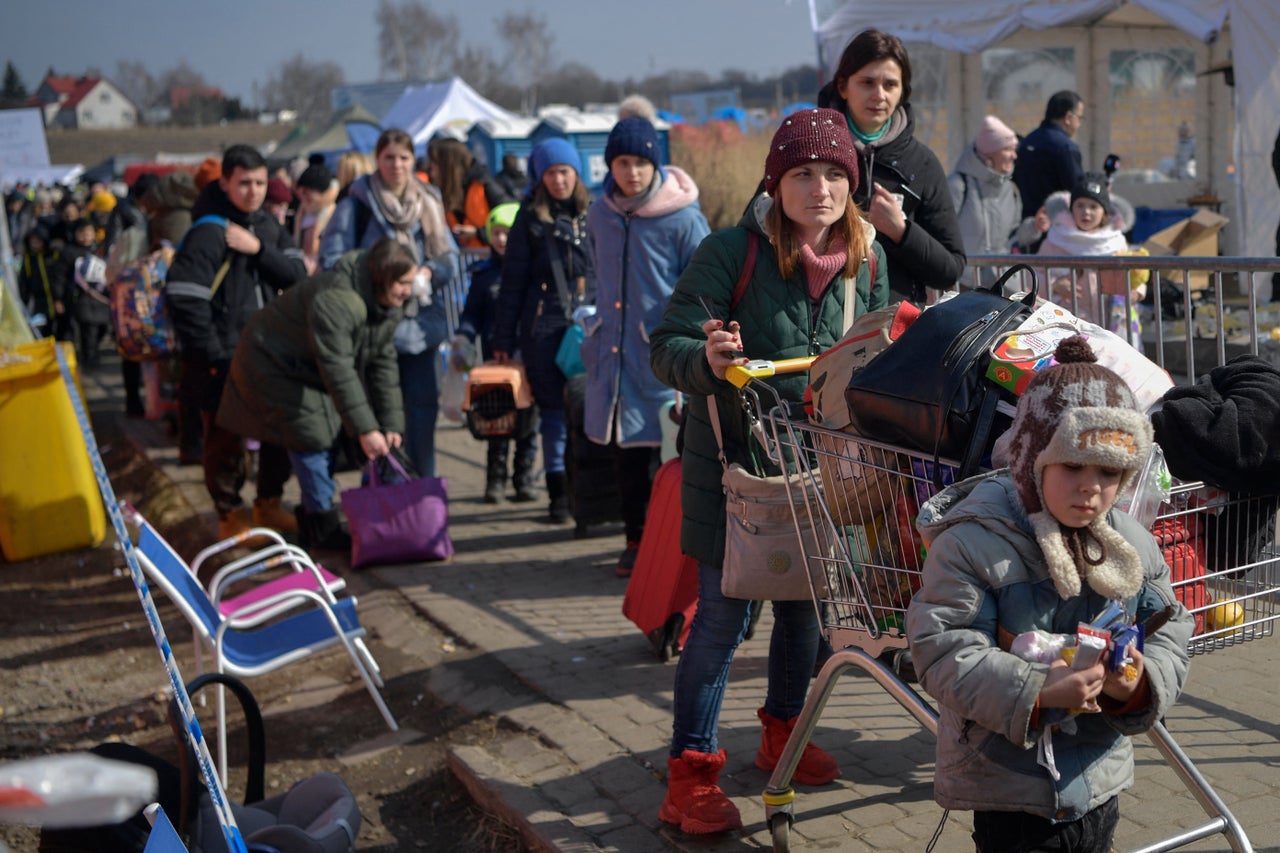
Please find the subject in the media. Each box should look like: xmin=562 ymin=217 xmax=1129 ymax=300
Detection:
xmin=0 ymin=340 xmax=106 ymax=561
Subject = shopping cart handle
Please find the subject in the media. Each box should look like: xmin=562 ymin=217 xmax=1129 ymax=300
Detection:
xmin=725 ymin=356 xmax=816 ymax=388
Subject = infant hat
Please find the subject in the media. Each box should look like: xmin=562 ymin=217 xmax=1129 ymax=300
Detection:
xmin=764 ymin=107 xmax=860 ymax=196
xmin=1071 ymin=171 xmax=1112 ymax=213
xmin=975 ymin=115 xmax=1018 ymax=156
xmin=1005 ymin=335 xmax=1154 ymax=600
xmin=528 ymin=138 xmax=581 ymax=185
xmin=296 ymin=164 xmax=335 ymax=193
xmin=605 ymin=117 xmax=660 ymax=167
xmin=265 ymin=178 xmax=293 ymax=205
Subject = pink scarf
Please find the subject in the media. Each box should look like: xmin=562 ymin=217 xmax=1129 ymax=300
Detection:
xmin=799 ymin=234 xmax=849 ymax=301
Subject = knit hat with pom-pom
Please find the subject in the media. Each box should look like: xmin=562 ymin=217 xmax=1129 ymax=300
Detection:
xmin=1005 ymin=335 xmax=1153 ymax=600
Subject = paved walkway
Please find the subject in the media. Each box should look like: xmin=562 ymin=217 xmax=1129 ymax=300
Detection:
xmin=80 ymin=353 xmax=1280 ymax=853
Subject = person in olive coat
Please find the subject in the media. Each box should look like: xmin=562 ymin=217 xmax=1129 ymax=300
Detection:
xmin=217 ymin=238 xmax=415 ymax=549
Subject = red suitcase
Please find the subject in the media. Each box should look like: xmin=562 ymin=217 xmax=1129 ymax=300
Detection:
xmin=623 ymin=457 xmax=699 ymax=661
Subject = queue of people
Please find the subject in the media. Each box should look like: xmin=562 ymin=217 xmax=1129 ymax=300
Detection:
xmin=8 ymin=29 xmax=1196 ymax=852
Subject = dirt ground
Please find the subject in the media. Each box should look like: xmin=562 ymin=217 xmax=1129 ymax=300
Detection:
xmin=0 ymin=417 xmax=525 ymax=852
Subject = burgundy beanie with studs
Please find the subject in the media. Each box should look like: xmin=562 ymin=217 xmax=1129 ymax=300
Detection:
xmin=1005 ymin=335 xmax=1154 ymax=600
xmin=763 ymin=108 xmax=860 ymax=196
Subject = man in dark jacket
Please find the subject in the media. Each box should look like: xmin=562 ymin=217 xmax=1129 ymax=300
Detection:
xmin=1013 ymin=90 xmax=1085 ymax=220
xmin=166 ymin=144 xmax=308 ymax=538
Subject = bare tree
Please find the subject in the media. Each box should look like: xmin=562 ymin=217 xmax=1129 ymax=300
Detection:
xmin=453 ymin=44 xmax=498 ymax=94
xmin=114 ymin=60 xmax=158 ymax=108
xmin=156 ymin=61 xmax=207 ymax=92
xmin=498 ymin=11 xmax=552 ymax=113
xmin=261 ymin=54 xmax=345 ymax=123
xmin=541 ymin=62 xmax=611 ymax=109
xmin=376 ymin=0 xmax=459 ymax=82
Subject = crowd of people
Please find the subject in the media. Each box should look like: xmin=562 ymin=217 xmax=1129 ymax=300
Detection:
xmin=4 ymin=27 xmax=1194 ymax=852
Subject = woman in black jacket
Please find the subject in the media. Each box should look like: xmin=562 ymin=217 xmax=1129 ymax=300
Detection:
xmin=817 ymin=28 xmax=966 ymax=304
xmin=491 ymin=139 xmax=595 ymax=523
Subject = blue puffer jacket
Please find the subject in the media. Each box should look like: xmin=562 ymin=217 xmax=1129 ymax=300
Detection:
xmin=583 ymin=166 xmax=710 ymax=447
xmin=906 ymin=474 xmax=1192 ymax=821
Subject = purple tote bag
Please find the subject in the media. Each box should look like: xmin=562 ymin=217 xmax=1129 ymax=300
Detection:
xmin=341 ymin=453 xmax=453 ymax=568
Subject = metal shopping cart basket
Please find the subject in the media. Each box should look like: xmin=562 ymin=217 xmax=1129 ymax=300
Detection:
xmin=725 ymin=357 xmax=1270 ymax=853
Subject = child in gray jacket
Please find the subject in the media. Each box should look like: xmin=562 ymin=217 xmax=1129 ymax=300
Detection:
xmin=906 ymin=335 xmax=1192 ymax=852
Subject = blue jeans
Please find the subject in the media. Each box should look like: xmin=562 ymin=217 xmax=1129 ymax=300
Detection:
xmin=288 ymin=448 xmax=338 ymax=513
xmin=539 ymin=406 xmax=567 ymax=475
xmin=398 ymin=350 xmax=440 ymax=478
xmin=669 ymin=561 xmax=821 ymax=757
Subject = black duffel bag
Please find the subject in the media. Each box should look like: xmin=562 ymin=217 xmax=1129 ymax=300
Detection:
xmin=844 ymin=264 xmax=1039 ymax=484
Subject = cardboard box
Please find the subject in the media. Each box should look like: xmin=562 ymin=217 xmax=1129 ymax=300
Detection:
xmin=986 ymin=323 xmax=1079 ymax=395
xmin=1141 ymin=209 xmax=1228 ymax=290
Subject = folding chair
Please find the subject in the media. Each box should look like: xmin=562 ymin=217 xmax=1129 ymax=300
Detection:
xmin=128 ymin=512 xmax=397 ymax=783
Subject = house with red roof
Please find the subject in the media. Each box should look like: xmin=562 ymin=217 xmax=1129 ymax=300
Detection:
xmin=29 ymin=74 xmax=138 ymax=130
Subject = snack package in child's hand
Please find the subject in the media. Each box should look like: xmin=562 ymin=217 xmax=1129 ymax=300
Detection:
xmin=1010 ymin=630 xmax=1071 ymax=663
xmin=1063 ymin=625 xmax=1110 ymax=713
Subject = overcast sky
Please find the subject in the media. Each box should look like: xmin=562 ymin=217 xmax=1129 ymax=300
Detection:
xmin=3 ymin=0 xmax=825 ymax=105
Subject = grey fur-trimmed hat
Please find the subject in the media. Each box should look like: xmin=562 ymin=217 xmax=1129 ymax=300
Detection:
xmin=1005 ymin=335 xmax=1154 ymax=600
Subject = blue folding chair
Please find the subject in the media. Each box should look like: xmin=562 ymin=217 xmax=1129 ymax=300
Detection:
xmin=129 ymin=515 xmax=397 ymax=782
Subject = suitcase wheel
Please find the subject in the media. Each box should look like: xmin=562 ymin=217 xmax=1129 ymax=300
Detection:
xmin=652 ymin=613 xmax=685 ymax=663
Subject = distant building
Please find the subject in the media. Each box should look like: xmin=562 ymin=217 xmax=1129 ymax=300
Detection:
xmin=29 ymin=74 xmax=138 ymax=130
xmin=167 ymin=85 xmax=225 ymax=111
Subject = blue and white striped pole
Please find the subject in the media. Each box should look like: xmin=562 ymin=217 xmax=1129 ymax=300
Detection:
xmin=53 ymin=343 xmax=247 ymax=853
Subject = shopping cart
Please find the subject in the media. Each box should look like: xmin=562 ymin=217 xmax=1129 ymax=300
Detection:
xmin=724 ymin=358 xmax=1271 ymax=853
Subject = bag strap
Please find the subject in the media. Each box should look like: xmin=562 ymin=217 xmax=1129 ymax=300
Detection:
xmin=710 ymin=231 xmax=763 ymax=474
xmin=729 ymin=230 xmax=759 ymax=312
xmin=844 ymin=250 xmax=877 ymax=331
xmin=209 ymin=259 xmax=231 ymax=298
xmin=543 ymin=229 xmax=577 ymax=322
xmin=986 ymin=261 xmax=1039 ymax=298
xmin=180 ymin=214 xmax=232 ymax=300
xmin=375 ymin=449 xmax=422 ymax=486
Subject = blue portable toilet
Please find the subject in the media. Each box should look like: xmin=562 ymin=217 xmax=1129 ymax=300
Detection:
xmin=468 ymin=116 xmax=539 ymax=181
xmin=529 ymin=112 xmax=670 ymax=193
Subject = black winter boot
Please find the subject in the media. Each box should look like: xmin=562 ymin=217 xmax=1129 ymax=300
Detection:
xmin=545 ymin=471 xmax=571 ymax=524
xmin=296 ymin=506 xmax=351 ymax=552
xmin=484 ymin=441 xmax=509 ymax=504
xmin=511 ymin=437 xmax=539 ymax=503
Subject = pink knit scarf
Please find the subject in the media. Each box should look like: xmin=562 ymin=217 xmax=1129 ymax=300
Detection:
xmin=799 ymin=233 xmax=849 ymax=301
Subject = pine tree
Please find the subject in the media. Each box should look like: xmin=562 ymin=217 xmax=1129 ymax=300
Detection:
xmin=2 ymin=61 xmax=29 ymax=104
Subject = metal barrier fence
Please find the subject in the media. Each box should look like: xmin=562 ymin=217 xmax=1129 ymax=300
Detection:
xmin=964 ymin=253 xmax=1280 ymax=384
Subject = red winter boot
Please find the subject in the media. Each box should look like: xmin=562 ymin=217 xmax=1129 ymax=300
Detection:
xmin=754 ymin=708 xmax=841 ymax=786
xmin=658 ymin=749 xmax=743 ymax=834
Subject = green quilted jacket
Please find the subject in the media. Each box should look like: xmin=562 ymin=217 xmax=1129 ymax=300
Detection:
xmin=650 ymin=198 xmax=889 ymax=568
xmin=217 ymin=250 xmax=405 ymax=452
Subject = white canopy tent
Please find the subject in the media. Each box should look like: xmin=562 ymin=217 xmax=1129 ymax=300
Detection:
xmin=809 ymin=0 xmax=1280 ymax=258
xmin=380 ymin=77 xmax=516 ymax=155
